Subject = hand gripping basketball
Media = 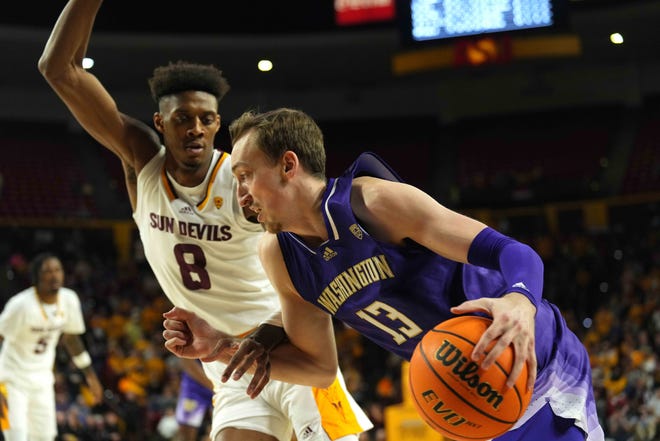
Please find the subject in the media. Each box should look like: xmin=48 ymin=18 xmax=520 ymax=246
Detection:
xmin=409 ymin=315 xmax=533 ymax=441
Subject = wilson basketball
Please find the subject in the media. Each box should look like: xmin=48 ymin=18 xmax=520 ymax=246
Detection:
xmin=409 ymin=315 xmax=533 ymax=441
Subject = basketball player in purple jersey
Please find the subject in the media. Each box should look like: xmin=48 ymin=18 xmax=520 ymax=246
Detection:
xmin=163 ymin=108 xmax=605 ymax=441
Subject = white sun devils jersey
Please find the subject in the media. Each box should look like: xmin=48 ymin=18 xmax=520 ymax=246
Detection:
xmin=133 ymin=147 xmax=279 ymax=336
xmin=0 ymin=287 xmax=85 ymax=389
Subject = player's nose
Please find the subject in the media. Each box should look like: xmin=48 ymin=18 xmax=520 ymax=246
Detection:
xmin=237 ymin=186 xmax=252 ymax=208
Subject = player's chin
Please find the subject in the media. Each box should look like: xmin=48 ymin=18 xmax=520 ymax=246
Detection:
xmin=182 ymin=157 xmax=204 ymax=169
xmin=47 ymin=282 xmax=63 ymax=292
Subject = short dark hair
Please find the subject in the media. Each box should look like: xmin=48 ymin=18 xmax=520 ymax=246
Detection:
xmin=148 ymin=60 xmax=231 ymax=105
xmin=30 ymin=252 xmax=58 ymax=285
xmin=229 ymin=108 xmax=326 ymax=179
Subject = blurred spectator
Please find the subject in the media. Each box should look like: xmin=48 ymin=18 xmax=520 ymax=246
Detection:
xmin=156 ymin=407 xmax=179 ymax=440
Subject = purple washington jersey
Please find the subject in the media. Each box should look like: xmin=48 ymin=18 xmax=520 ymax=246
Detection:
xmin=277 ymin=152 xmax=604 ymax=440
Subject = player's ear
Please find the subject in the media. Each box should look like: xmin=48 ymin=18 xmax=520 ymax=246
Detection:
xmin=282 ymin=150 xmax=298 ymax=177
xmin=153 ymin=112 xmax=164 ymax=133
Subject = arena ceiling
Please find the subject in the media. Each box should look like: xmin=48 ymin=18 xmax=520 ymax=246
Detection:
xmin=1 ymin=0 xmax=659 ymax=122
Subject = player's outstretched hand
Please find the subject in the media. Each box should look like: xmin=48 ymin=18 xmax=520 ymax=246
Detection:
xmin=222 ymin=337 xmax=271 ymax=399
xmin=450 ymin=292 xmax=537 ymax=392
xmin=163 ymin=307 xmax=238 ymax=362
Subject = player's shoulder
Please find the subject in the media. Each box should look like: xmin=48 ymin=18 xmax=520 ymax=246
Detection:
xmin=259 ymin=232 xmax=279 ymax=253
xmin=345 ymin=151 xmax=403 ymax=183
xmin=200 ymin=149 xmax=232 ymax=193
xmin=214 ymin=151 xmax=236 ymax=180
xmin=351 ymin=175 xmax=398 ymax=204
xmin=1 ymin=287 xmax=35 ymax=313
xmin=138 ymin=145 xmax=167 ymax=176
xmin=58 ymin=287 xmax=79 ymax=297
xmin=259 ymin=233 xmax=289 ymax=268
xmin=58 ymin=287 xmax=82 ymax=303
xmin=9 ymin=287 xmax=35 ymax=303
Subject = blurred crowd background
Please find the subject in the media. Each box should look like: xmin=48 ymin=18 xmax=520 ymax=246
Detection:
xmin=0 ymin=95 xmax=657 ymax=441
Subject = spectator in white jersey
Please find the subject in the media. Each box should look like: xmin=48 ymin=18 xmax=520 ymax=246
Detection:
xmin=38 ymin=1 xmax=373 ymax=441
xmin=0 ymin=252 xmax=103 ymax=441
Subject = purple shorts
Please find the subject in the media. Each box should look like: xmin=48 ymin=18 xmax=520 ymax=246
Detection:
xmin=496 ymin=403 xmax=585 ymax=441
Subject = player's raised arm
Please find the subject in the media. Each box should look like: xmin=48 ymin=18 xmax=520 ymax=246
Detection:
xmin=38 ymin=0 xmax=159 ymax=173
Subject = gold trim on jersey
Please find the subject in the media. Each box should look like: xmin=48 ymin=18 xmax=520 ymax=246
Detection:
xmin=160 ymin=151 xmax=229 ymax=207
xmin=35 ymin=291 xmax=61 ymax=321
xmin=161 ymin=170 xmax=177 ymax=201
xmin=236 ymin=327 xmax=257 ymax=338
xmin=198 ymin=152 xmax=228 ymax=210
xmin=0 ymin=382 xmax=8 ymax=430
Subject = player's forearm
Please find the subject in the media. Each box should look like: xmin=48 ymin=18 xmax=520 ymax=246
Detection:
xmin=249 ymin=323 xmax=338 ymax=387
xmin=219 ymin=320 xmax=337 ymax=387
xmin=468 ymin=227 xmax=543 ymax=308
xmin=80 ymin=364 xmax=99 ymax=382
xmin=39 ymin=0 xmax=104 ymax=77
xmin=267 ymin=342 xmax=339 ymax=388
xmin=61 ymin=333 xmax=86 ymax=355
xmin=62 ymin=334 xmax=96 ymax=374
xmin=216 ymin=337 xmax=338 ymax=389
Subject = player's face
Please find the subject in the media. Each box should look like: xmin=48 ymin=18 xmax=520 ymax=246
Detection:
xmin=231 ymin=131 xmax=287 ymax=234
xmin=155 ymin=91 xmax=220 ymax=175
xmin=37 ymin=257 xmax=64 ymax=294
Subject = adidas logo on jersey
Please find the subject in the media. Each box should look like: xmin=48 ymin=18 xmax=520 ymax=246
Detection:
xmin=322 ymin=247 xmax=337 ymax=261
xmin=179 ymin=206 xmax=195 ymax=215
xmin=299 ymin=425 xmax=317 ymax=440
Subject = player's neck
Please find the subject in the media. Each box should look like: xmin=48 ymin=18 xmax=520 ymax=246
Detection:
xmin=167 ymin=167 xmax=208 ymax=187
xmin=166 ymin=151 xmax=215 ymax=187
xmin=291 ymin=181 xmax=329 ymax=247
xmin=36 ymin=289 xmax=59 ymax=304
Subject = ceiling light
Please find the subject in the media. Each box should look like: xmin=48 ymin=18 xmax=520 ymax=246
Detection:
xmin=258 ymin=59 xmax=273 ymax=72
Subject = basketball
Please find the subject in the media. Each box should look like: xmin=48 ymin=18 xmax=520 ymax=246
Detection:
xmin=409 ymin=315 xmax=533 ymax=441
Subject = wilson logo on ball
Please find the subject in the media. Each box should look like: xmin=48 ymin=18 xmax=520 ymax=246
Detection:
xmin=434 ymin=339 xmax=505 ymax=409
xmin=409 ymin=315 xmax=533 ymax=441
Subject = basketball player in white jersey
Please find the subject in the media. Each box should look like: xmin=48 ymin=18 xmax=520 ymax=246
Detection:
xmin=0 ymin=253 xmax=103 ymax=441
xmin=39 ymin=2 xmax=372 ymax=441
